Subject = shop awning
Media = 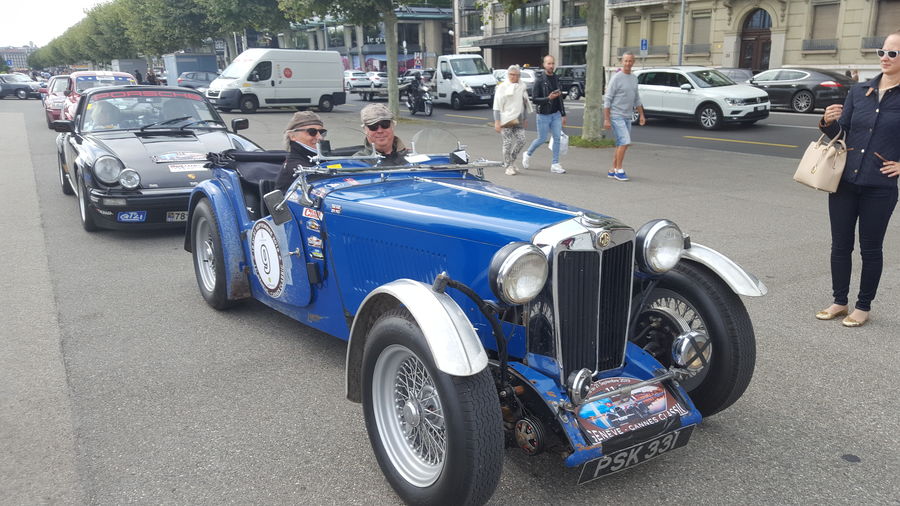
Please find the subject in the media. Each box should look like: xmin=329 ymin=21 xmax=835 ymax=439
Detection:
xmin=476 ymin=30 xmax=548 ymax=48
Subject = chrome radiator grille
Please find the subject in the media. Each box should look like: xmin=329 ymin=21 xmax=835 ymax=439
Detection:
xmin=555 ymin=241 xmax=634 ymax=379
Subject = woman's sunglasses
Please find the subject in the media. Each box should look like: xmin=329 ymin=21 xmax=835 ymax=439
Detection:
xmin=293 ymin=128 xmax=327 ymax=136
xmin=366 ymin=119 xmax=393 ymax=131
xmin=876 ymin=49 xmax=899 ymax=59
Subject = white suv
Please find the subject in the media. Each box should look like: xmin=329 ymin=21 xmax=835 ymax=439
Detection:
xmin=633 ymin=66 xmax=770 ymax=129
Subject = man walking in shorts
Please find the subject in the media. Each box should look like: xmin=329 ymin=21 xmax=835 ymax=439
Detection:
xmin=603 ymin=52 xmax=645 ymax=181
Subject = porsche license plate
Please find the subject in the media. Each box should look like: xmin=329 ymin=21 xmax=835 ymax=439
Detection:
xmin=166 ymin=211 xmax=188 ymax=223
xmin=577 ymin=425 xmax=694 ymax=484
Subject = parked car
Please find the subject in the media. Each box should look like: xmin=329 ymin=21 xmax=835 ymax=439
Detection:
xmin=183 ymin=127 xmax=763 ymax=504
xmin=366 ymin=71 xmax=389 ymax=87
xmin=176 ymin=71 xmax=219 ymax=89
xmin=634 ymin=66 xmax=770 ymax=129
xmin=0 ymin=73 xmax=42 ymax=99
xmin=399 ymin=68 xmax=435 ymax=86
xmin=51 ymin=86 xmax=260 ymax=231
xmin=60 ymin=71 xmax=138 ymax=120
xmin=716 ymin=67 xmax=755 ymax=83
xmin=748 ymin=67 xmax=857 ymax=113
xmin=556 ymin=64 xmax=586 ymax=100
xmin=493 ymin=67 xmax=537 ymax=96
xmin=344 ymin=70 xmax=372 ymax=90
xmin=40 ymin=74 xmax=71 ymax=128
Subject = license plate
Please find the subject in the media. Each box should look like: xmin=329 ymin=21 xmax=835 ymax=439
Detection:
xmin=117 ymin=211 xmax=147 ymax=223
xmin=577 ymin=425 xmax=694 ymax=484
xmin=480 ymin=95 xmax=490 ymax=100
xmin=166 ymin=211 xmax=188 ymax=222
xmin=755 ymin=105 xmax=766 ymax=111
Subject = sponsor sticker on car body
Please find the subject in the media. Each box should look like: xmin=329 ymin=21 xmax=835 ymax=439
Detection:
xmin=117 ymin=211 xmax=147 ymax=222
xmin=302 ymin=208 xmax=323 ymax=220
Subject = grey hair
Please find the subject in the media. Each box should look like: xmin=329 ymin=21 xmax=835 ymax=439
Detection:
xmin=507 ymin=64 xmax=521 ymax=74
xmin=622 ymin=51 xmax=635 ymax=59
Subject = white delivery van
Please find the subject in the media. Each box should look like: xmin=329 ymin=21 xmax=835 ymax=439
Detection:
xmin=433 ymin=54 xmax=498 ymax=110
xmin=206 ymin=49 xmax=345 ymax=113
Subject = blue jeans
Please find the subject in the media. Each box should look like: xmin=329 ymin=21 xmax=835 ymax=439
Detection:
xmin=610 ymin=116 xmax=632 ymax=146
xmin=526 ymin=111 xmax=562 ymax=164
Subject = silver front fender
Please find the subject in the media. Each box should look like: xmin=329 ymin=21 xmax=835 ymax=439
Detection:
xmin=681 ymin=243 xmax=768 ymax=297
xmin=345 ymin=279 xmax=489 ymax=403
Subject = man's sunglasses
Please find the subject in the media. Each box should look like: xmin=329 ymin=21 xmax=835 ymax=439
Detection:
xmin=366 ymin=119 xmax=393 ymax=131
xmin=292 ymin=128 xmax=327 ymax=136
xmin=877 ymin=49 xmax=899 ymax=59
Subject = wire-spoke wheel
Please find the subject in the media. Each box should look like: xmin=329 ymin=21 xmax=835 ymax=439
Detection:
xmin=362 ymin=309 xmax=502 ymax=505
xmin=632 ymin=262 xmax=756 ymax=417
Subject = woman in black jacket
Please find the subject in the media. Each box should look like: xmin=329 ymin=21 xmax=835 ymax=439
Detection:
xmin=816 ymin=31 xmax=900 ymax=327
xmin=275 ymin=111 xmax=326 ymax=192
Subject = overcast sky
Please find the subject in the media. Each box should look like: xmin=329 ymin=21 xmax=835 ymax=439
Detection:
xmin=1 ymin=0 xmax=101 ymax=47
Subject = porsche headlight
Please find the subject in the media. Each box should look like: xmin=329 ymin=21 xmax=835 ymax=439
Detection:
xmin=635 ymin=219 xmax=684 ymax=274
xmin=118 ymin=169 xmax=140 ymax=189
xmin=93 ymin=156 xmax=125 ymax=185
xmin=489 ymin=242 xmax=548 ymax=304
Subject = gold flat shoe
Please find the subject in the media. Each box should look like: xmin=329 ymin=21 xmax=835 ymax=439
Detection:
xmin=815 ymin=308 xmax=848 ymax=320
xmin=842 ymin=315 xmax=868 ymax=327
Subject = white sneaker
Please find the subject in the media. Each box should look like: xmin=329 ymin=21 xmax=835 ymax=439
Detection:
xmin=505 ymin=167 xmax=516 ymax=176
xmin=550 ymin=163 xmax=566 ymax=174
xmin=522 ymin=152 xmax=531 ymax=169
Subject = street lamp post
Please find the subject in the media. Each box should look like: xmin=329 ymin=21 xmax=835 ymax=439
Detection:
xmin=677 ymin=0 xmax=686 ymax=65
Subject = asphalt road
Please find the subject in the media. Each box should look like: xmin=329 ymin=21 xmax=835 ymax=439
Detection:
xmin=2 ymin=96 xmax=899 ymax=505
xmin=350 ymin=92 xmax=821 ymax=160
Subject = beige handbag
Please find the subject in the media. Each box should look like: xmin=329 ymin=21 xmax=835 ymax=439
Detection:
xmin=793 ymin=132 xmax=847 ymax=193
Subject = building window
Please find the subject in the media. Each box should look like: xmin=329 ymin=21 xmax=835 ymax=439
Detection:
xmin=463 ymin=12 xmax=481 ymax=37
xmin=623 ymin=16 xmax=641 ymax=50
xmin=397 ymin=23 xmax=420 ymax=47
xmin=562 ymin=44 xmax=586 ymax=65
xmin=744 ymin=9 xmax=772 ymax=30
xmin=562 ymin=0 xmax=587 ymax=27
xmin=327 ymin=25 xmax=344 ymax=48
xmin=805 ymin=2 xmax=839 ymax=50
xmin=686 ymin=10 xmax=711 ymax=53
xmin=509 ymin=3 xmax=550 ymax=32
xmin=876 ymin=0 xmax=900 ymax=37
xmin=650 ymin=14 xmax=669 ymax=53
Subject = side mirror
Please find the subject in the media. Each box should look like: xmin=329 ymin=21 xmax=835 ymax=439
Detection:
xmin=680 ymin=83 xmax=693 ymax=91
xmin=263 ymin=190 xmax=293 ymax=226
xmin=749 ymin=78 xmax=757 ymax=84
xmin=442 ymin=72 xmax=451 ymax=80
xmin=231 ymin=118 xmax=249 ymax=131
xmin=51 ymin=120 xmax=74 ymax=133
xmin=248 ymin=73 xmax=259 ymax=82
xmin=39 ymin=88 xmax=48 ymax=94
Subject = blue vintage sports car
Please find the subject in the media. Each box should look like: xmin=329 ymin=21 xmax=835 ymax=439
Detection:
xmin=184 ymin=129 xmax=765 ymax=504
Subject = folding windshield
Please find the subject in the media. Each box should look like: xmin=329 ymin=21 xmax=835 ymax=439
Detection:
xmin=687 ymin=69 xmax=736 ymax=88
xmin=449 ymin=58 xmax=491 ymax=76
xmin=82 ymin=89 xmax=220 ymax=133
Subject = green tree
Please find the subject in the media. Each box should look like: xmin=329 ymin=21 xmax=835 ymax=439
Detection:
xmin=495 ymin=0 xmax=605 ymax=141
xmin=120 ymin=0 xmax=220 ymax=56
xmin=89 ymin=1 xmax=140 ymax=62
xmin=279 ymin=0 xmax=403 ymax=117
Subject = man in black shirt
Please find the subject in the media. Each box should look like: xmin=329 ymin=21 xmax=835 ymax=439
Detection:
xmin=522 ymin=54 xmax=567 ymax=174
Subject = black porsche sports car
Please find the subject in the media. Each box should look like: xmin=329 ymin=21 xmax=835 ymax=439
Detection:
xmin=52 ymin=86 xmax=262 ymax=231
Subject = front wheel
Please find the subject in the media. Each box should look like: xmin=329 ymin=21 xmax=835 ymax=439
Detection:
xmin=791 ymin=90 xmax=815 ymax=113
xmin=190 ymin=199 xmax=236 ymax=309
xmin=631 ymin=262 xmax=756 ymax=417
xmin=568 ymin=85 xmax=581 ymax=100
xmin=317 ymin=95 xmax=334 ymax=112
xmin=362 ymin=309 xmax=503 ymax=505
xmin=76 ymin=173 xmax=98 ymax=232
xmin=696 ymin=104 xmax=722 ymax=130
xmin=16 ymin=89 xmax=28 ymax=100
xmin=424 ymin=101 xmax=433 ymax=116
xmin=451 ymin=93 xmax=463 ymax=110
xmin=239 ymin=95 xmax=258 ymax=114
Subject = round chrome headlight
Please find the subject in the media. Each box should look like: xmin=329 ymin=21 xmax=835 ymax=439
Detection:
xmin=489 ymin=242 xmax=548 ymax=305
xmin=93 ymin=156 xmax=124 ymax=185
xmin=636 ymin=219 xmax=684 ymax=274
xmin=118 ymin=169 xmax=140 ymax=189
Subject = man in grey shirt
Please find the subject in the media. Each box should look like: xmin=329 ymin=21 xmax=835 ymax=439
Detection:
xmin=603 ymin=52 xmax=645 ymax=181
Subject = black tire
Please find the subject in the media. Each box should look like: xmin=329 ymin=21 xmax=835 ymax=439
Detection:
xmin=46 ymin=111 xmax=53 ymax=129
xmin=58 ymin=153 xmax=73 ymax=195
xmin=190 ymin=199 xmax=236 ymax=310
xmin=696 ymin=103 xmax=722 ymax=130
xmin=791 ymin=90 xmax=815 ymax=113
xmin=317 ymin=95 xmax=334 ymax=112
xmin=424 ymin=101 xmax=433 ymax=117
xmin=407 ymin=97 xmax=416 ymax=115
xmin=239 ymin=95 xmax=258 ymax=114
xmin=362 ymin=309 xmax=502 ymax=506
xmin=631 ymin=262 xmax=756 ymax=417
xmin=76 ymin=173 xmax=98 ymax=232
xmin=16 ymin=88 xmax=28 ymax=100
xmin=451 ymin=93 xmax=463 ymax=110
xmin=568 ymin=85 xmax=581 ymax=100
xmin=631 ymin=109 xmax=640 ymax=125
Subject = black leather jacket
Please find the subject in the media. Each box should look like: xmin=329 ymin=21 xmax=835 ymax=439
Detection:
xmin=531 ymin=71 xmax=566 ymax=116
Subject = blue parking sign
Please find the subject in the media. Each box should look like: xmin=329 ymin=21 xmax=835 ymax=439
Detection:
xmin=5 ymin=60 xmax=12 ymax=66
xmin=640 ymin=39 xmax=648 ymax=51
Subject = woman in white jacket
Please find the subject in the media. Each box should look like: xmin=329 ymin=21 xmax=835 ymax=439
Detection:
xmin=493 ymin=65 xmax=533 ymax=175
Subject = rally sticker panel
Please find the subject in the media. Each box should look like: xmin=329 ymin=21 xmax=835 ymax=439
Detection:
xmin=250 ymin=220 xmax=285 ymax=298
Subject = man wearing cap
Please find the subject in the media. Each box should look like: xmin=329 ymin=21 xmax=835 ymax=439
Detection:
xmin=353 ymin=103 xmax=408 ymax=166
xmin=275 ymin=111 xmax=327 ymax=192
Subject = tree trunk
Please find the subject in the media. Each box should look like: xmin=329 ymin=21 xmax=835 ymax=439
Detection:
xmin=383 ymin=9 xmax=400 ymax=118
xmin=582 ymin=0 xmax=605 ymax=141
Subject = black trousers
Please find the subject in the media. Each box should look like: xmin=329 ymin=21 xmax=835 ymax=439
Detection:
xmin=828 ymin=180 xmax=898 ymax=311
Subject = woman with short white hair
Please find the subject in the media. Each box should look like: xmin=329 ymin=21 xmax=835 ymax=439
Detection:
xmin=493 ymin=65 xmax=533 ymax=175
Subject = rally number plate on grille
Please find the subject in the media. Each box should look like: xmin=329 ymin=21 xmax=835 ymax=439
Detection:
xmin=166 ymin=211 xmax=188 ymax=222
xmin=577 ymin=425 xmax=694 ymax=484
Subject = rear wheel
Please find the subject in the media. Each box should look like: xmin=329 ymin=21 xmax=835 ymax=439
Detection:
xmin=317 ymin=95 xmax=334 ymax=112
xmin=191 ymin=199 xmax=235 ymax=309
xmin=239 ymin=95 xmax=258 ymax=114
xmin=696 ymin=104 xmax=722 ymax=130
xmin=791 ymin=90 xmax=815 ymax=113
xmin=76 ymin=173 xmax=98 ymax=232
xmin=362 ymin=309 xmax=503 ymax=505
xmin=16 ymin=88 xmax=28 ymax=99
xmin=568 ymin=85 xmax=581 ymax=100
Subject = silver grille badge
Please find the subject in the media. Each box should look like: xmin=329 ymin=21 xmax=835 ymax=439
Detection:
xmin=596 ymin=231 xmax=611 ymax=249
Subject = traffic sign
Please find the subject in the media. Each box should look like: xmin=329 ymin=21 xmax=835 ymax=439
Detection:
xmin=640 ymin=39 xmax=648 ymax=57
xmin=5 ymin=60 xmax=12 ymax=66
